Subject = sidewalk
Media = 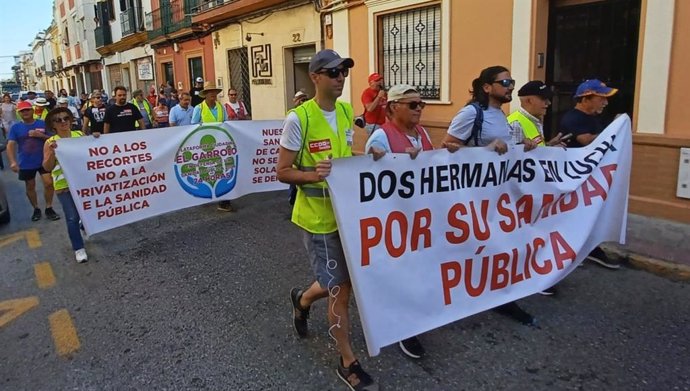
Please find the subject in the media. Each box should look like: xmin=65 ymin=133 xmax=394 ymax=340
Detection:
xmin=602 ymin=213 xmax=690 ymax=281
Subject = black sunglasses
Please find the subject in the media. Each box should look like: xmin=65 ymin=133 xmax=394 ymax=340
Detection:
xmin=318 ymin=67 xmax=349 ymax=79
xmin=395 ymin=101 xmax=426 ymax=110
xmin=493 ymin=79 xmax=516 ymax=88
xmin=53 ymin=116 xmax=71 ymax=123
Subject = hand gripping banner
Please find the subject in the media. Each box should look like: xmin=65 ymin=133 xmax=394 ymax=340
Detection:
xmin=326 ymin=115 xmax=632 ymax=356
xmin=56 ymin=121 xmax=288 ymax=235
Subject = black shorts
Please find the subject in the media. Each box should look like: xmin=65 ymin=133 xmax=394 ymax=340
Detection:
xmin=18 ymin=167 xmax=49 ymax=181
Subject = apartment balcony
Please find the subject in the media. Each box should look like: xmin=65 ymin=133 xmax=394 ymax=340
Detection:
xmin=192 ymin=0 xmax=286 ymax=25
xmin=121 ymin=7 xmax=143 ymax=37
xmin=147 ymin=0 xmax=194 ymax=42
xmin=95 ymin=25 xmax=113 ymax=48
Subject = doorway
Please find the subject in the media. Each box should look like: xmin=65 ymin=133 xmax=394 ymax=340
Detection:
xmin=162 ymin=62 xmax=174 ymax=87
xmin=188 ymin=57 xmax=203 ymax=90
xmin=285 ymin=44 xmax=316 ymax=109
xmin=227 ymin=47 xmax=251 ymax=115
xmin=545 ymin=0 xmax=641 ymax=136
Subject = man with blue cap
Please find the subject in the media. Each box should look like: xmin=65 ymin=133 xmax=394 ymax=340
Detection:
xmin=560 ymin=79 xmax=621 ymax=270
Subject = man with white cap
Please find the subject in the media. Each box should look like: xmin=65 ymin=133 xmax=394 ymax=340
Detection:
xmin=57 ymin=97 xmax=81 ymax=129
xmin=32 ymin=97 xmax=50 ymax=121
xmin=278 ymin=49 xmax=378 ymax=391
xmin=190 ymin=77 xmax=205 ymax=107
xmin=293 ymin=90 xmax=308 ymax=107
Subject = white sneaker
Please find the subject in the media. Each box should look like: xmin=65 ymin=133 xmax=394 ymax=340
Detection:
xmin=75 ymin=248 xmax=88 ymax=263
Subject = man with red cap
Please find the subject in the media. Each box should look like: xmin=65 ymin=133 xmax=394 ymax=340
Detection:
xmin=6 ymin=101 xmax=60 ymax=222
xmin=360 ymin=72 xmax=387 ymax=136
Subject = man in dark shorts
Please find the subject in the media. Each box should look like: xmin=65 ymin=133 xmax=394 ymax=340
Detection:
xmin=6 ymin=101 xmax=60 ymax=221
xmin=103 ymin=86 xmax=144 ymax=133
xmin=560 ymin=79 xmax=621 ymax=269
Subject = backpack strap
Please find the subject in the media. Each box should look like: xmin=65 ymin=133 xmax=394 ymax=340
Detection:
xmin=464 ymin=102 xmax=484 ymax=146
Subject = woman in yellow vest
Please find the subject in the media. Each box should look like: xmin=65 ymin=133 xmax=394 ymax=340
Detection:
xmin=131 ymin=89 xmax=156 ymax=129
xmin=42 ymin=107 xmax=99 ymax=263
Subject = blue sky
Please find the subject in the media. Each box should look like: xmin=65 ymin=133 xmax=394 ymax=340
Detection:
xmin=0 ymin=1 xmax=55 ymax=81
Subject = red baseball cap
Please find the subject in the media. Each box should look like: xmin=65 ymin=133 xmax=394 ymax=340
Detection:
xmin=368 ymin=73 xmax=383 ymax=83
xmin=17 ymin=101 xmax=33 ymax=111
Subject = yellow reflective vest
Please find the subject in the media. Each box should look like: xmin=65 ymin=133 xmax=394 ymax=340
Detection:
xmin=200 ymin=101 xmax=225 ymax=123
xmin=507 ymin=110 xmax=545 ymax=146
xmin=291 ymin=99 xmax=353 ymax=234
xmin=131 ymin=99 xmax=153 ymax=128
xmin=46 ymin=131 xmax=83 ymax=191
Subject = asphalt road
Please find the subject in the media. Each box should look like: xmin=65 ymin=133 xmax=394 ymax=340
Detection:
xmin=0 ymin=167 xmax=689 ymax=391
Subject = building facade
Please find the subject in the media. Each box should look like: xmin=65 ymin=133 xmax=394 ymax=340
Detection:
xmin=329 ymin=0 xmax=690 ymax=223
xmin=94 ymin=0 xmax=153 ymax=95
xmin=191 ymin=0 xmax=321 ymax=119
xmin=54 ymin=0 xmax=104 ymax=94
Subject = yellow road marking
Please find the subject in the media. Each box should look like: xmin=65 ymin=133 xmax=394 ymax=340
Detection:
xmin=34 ymin=262 xmax=56 ymax=289
xmin=0 ymin=229 xmax=42 ymax=250
xmin=48 ymin=309 xmax=81 ymax=357
xmin=0 ymin=296 xmax=39 ymax=328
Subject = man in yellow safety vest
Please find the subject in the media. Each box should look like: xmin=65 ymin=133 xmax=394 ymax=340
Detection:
xmin=277 ymin=49 xmax=378 ymax=391
xmin=508 ymin=80 xmax=568 ymax=147
xmin=190 ymin=82 xmax=233 ymax=212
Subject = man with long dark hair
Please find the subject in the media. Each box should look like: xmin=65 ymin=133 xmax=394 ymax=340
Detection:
xmin=443 ymin=66 xmax=537 ymax=326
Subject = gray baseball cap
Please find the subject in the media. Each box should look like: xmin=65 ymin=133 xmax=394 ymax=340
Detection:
xmin=309 ymin=49 xmax=354 ymax=73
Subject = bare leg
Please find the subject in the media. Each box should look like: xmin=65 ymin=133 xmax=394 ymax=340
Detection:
xmin=328 ymin=281 xmax=355 ymax=366
xmin=40 ymin=173 xmax=54 ymax=208
xmin=300 ymin=281 xmax=328 ymax=308
xmin=25 ymin=178 xmax=38 ymax=208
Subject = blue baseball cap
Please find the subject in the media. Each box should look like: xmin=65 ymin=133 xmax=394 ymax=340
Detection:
xmin=308 ymin=49 xmax=354 ymax=73
xmin=574 ymin=79 xmax=618 ymax=98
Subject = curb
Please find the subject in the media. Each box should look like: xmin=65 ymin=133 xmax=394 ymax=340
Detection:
xmin=601 ymin=244 xmax=690 ymax=282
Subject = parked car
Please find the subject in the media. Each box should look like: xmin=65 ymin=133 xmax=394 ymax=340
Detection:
xmin=0 ymin=179 xmax=9 ymax=224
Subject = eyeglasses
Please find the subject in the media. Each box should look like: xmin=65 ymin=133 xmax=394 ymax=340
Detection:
xmin=395 ymin=101 xmax=426 ymax=110
xmin=318 ymin=67 xmax=349 ymax=79
xmin=53 ymin=116 xmax=71 ymax=123
xmin=493 ymin=79 xmax=516 ymax=88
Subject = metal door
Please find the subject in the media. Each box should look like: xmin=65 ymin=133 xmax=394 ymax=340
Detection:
xmin=227 ymin=47 xmax=251 ymax=115
xmin=545 ymin=0 xmax=641 ymax=136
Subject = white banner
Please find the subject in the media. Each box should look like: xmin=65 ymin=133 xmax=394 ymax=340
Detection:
xmin=56 ymin=121 xmax=288 ymax=235
xmin=327 ymin=115 xmax=632 ymax=356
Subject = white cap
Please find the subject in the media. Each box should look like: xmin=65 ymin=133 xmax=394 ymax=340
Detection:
xmin=386 ymin=84 xmax=419 ymax=102
xmin=294 ymin=91 xmax=307 ymax=99
xmin=195 ymin=77 xmax=204 ymax=83
xmin=57 ymin=97 xmax=69 ymax=104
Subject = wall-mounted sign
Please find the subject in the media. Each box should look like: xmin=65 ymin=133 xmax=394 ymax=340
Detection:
xmin=251 ymin=79 xmax=272 ymax=85
xmin=250 ymin=44 xmax=272 ymax=78
xmin=137 ymin=57 xmax=153 ymax=81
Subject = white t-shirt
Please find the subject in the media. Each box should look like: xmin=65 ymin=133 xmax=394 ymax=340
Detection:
xmin=280 ymin=109 xmax=340 ymax=152
xmin=447 ymin=105 xmax=513 ymax=146
xmin=365 ymin=127 xmax=432 ymax=153
xmin=228 ymin=102 xmax=241 ymax=112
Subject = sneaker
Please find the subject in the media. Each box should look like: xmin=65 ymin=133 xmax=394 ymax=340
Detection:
xmin=31 ymin=208 xmax=41 ymax=221
xmin=493 ymin=301 xmax=536 ymax=326
xmin=74 ymin=248 xmax=88 ymax=263
xmin=586 ymin=247 xmax=621 ymax=270
xmin=336 ymin=358 xmax=378 ymax=391
xmin=290 ymin=288 xmax=309 ymax=337
xmin=399 ymin=336 xmax=425 ymax=359
xmin=45 ymin=207 xmax=61 ymax=221
xmin=539 ymin=286 xmax=557 ymax=296
xmin=217 ymin=201 xmax=234 ymax=212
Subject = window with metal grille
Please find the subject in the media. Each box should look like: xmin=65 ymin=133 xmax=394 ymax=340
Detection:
xmin=378 ymin=4 xmax=441 ymax=100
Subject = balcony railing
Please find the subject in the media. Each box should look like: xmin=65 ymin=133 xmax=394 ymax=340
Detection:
xmin=147 ymin=0 xmax=194 ymax=40
xmin=192 ymin=0 xmax=238 ymax=14
xmin=121 ymin=7 xmax=143 ymax=36
xmin=95 ymin=25 xmax=113 ymax=48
